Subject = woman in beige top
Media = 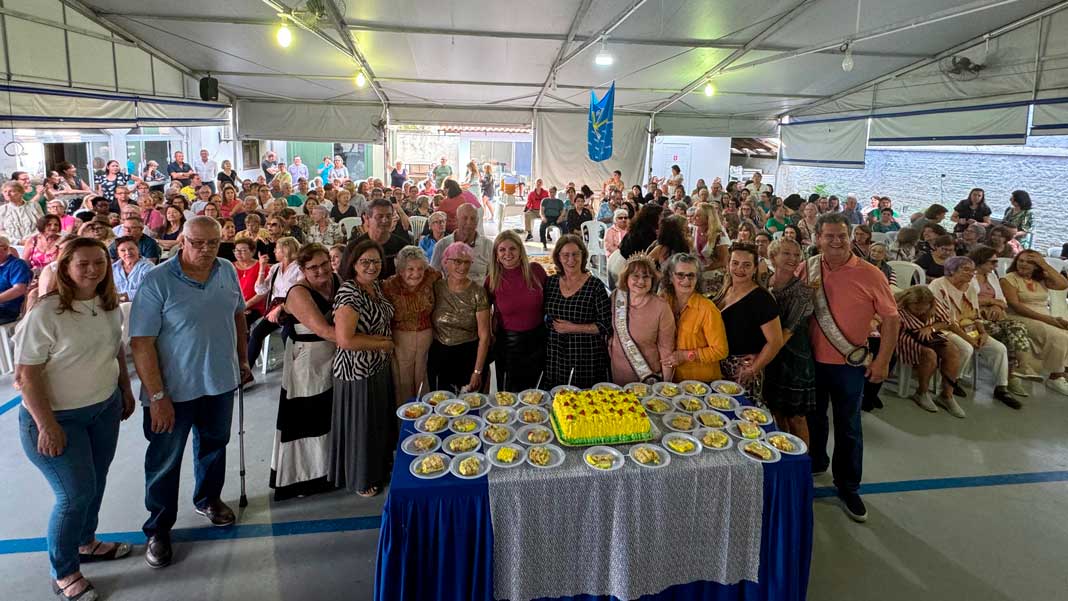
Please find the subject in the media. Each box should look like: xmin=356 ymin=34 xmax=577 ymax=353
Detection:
xmin=1000 ymin=249 xmax=1068 ymax=396
xmin=427 ymin=242 xmax=490 ymax=392
xmin=382 ymin=246 xmax=440 ymax=405
xmin=608 ymin=255 xmax=676 ymax=385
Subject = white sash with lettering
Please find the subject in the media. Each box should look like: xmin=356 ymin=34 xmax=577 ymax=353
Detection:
xmin=612 ymin=290 xmax=655 ymax=381
xmin=806 ymin=255 xmax=871 ymax=367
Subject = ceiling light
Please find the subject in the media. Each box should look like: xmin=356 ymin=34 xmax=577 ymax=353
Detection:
xmin=276 ymin=23 xmax=292 ymax=48
xmin=841 ymin=44 xmax=854 ymax=72
xmin=355 ymin=71 xmax=367 ymax=88
xmin=704 ymin=82 xmax=715 ymax=96
xmin=594 ymin=37 xmax=613 ymax=66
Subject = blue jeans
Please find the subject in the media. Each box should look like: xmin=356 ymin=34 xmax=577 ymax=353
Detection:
xmin=142 ymin=391 xmax=234 ymax=537
xmin=808 ymin=362 xmax=865 ymax=494
xmin=19 ymin=390 xmax=122 ymax=579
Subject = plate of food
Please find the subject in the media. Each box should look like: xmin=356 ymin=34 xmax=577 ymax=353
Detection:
xmin=680 ymin=380 xmax=710 ymax=396
xmin=519 ymin=389 xmax=548 ymax=406
xmin=629 ymin=443 xmax=671 ymax=468
xmin=673 ymin=395 xmax=704 ymax=413
xmin=766 ymin=432 xmax=807 ymax=455
xmin=624 ymin=382 xmax=653 ymax=398
xmin=738 ymin=406 xmax=773 ymax=426
xmin=421 ymin=390 xmax=455 ymax=406
xmin=415 ymin=414 xmax=450 ymax=434
xmin=726 ymin=420 xmax=766 ymax=441
xmin=517 ymin=406 xmax=548 ymax=425
xmin=642 ymin=396 xmax=673 ymax=414
xmin=435 ymin=400 xmax=470 ymax=418
xmin=549 ymin=385 xmax=579 ymax=397
xmin=526 ymin=444 xmax=565 ymax=469
xmin=738 ymin=440 xmax=781 ymax=464
xmin=662 ymin=432 xmax=701 ymax=457
xmin=449 ymin=451 xmax=491 ymax=479
xmin=592 ymin=382 xmax=622 ymax=391
xmin=583 ymin=445 xmax=625 ymax=471
xmin=396 ymin=401 xmax=432 ymax=421
xmin=694 ymin=428 xmax=734 ymax=451
xmin=694 ymin=409 xmax=730 ymax=429
xmin=652 ymin=382 xmax=682 ymax=398
xmin=448 ymin=415 xmax=484 ymax=435
xmin=487 ymin=443 xmax=527 ymax=468
xmin=711 ymin=380 xmax=745 ymax=396
xmin=401 ymin=433 xmax=441 ymax=456
xmin=663 ymin=412 xmax=697 ymax=432
xmin=460 ymin=392 xmax=488 ymax=410
xmin=516 ymin=424 xmax=555 ymax=445
xmin=491 ymin=391 xmax=519 ymax=407
xmin=480 ymin=424 xmax=515 ymax=445
xmin=482 ymin=406 xmax=516 ymax=426
xmin=409 ymin=452 xmax=450 ymax=479
xmin=705 ymin=394 xmax=740 ymax=412
xmin=442 ymin=433 xmax=482 ymax=456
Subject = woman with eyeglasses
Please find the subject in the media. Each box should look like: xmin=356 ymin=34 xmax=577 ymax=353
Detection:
xmin=256 ymin=217 xmax=287 ymax=264
xmin=543 ymin=235 xmax=611 ymax=388
xmin=604 ymin=208 xmax=630 ymax=256
xmin=382 ymin=246 xmax=439 ymax=405
xmin=608 ymin=255 xmax=676 ymax=385
xmin=418 ymin=211 xmax=448 ymax=260
xmin=427 ymin=242 xmax=491 ymax=393
xmin=659 ymin=253 xmax=728 ymax=382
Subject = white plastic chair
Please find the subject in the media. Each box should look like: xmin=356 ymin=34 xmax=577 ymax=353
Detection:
xmin=260 ymin=331 xmax=285 ymax=375
xmin=581 ymin=220 xmax=608 ymax=282
xmin=409 ymin=215 xmax=428 ymax=240
xmin=885 ymin=230 xmax=898 ymax=243
xmin=771 ymin=231 xmax=784 ymax=240
xmin=888 ymin=261 xmax=925 ymax=287
xmin=0 ymin=320 xmax=15 ymax=375
xmin=339 ymin=216 xmax=362 ymax=237
xmin=11 ymin=245 xmax=23 ymax=259
xmin=1048 ymin=246 xmax=1062 ymax=258
xmin=995 ymin=258 xmax=1013 ymax=278
xmin=1046 ymin=257 xmax=1067 ymax=274
xmin=1050 ymin=288 xmax=1068 ymax=319
xmin=291 ymin=204 xmax=304 ymax=215
xmin=870 ymin=232 xmax=890 ymax=245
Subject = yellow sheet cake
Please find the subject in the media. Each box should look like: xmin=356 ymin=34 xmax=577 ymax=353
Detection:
xmin=550 ymin=388 xmax=652 ymax=445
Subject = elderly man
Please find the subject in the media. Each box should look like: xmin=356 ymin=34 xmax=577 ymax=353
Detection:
xmin=0 ymin=236 xmax=31 ymax=323
xmin=130 ymin=216 xmax=251 ymax=568
xmin=166 ymin=151 xmax=194 ymax=187
xmin=0 ymin=181 xmax=43 ymax=242
xmin=807 ymin=212 xmax=899 ymax=523
xmin=430 ymin=203 xmax=493 ymax=284
xmin=432 ymin=156 xmax=452 ymax=189
xmin=348 ymin=198 xmax=411 ymax=280
xmin=193 ymin=149 xmax=217 ymax=193
xmin=287 ymin=156 xmax=309 ymax=182
xmin=840 ymin=193 xmax=865 ymax=225
xmin=261 ymin=151 xmax=279 ymax=184
xmin=524 ymin=178 xmax=549 ymax=241
xmin=110 ymin=215 xmax=161 ymax=263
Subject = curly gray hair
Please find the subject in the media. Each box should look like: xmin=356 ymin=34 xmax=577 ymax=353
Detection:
xmin=395 ymin=244 xmax=428 ymax=272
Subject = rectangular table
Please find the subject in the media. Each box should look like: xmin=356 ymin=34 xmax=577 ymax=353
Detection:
xmin=375 ymin=398 xmax=813 ymax=601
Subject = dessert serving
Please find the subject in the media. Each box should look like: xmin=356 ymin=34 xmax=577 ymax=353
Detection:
xmin=549 ymin=387 xmax=652 ymax=446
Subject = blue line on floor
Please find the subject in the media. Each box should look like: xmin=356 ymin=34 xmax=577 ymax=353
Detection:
xmin=812 ymin=469 xmax=1068 ymax=499
xmin=0 ymin=395 xmax=20 ymax=416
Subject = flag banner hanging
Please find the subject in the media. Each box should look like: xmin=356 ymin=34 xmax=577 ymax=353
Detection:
xmin=588 ymin=83 xmax=615 ymax=162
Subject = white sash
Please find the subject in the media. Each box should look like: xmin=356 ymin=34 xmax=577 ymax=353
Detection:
xmin=612 ymin=290 xmax=655 ymax=381
xmin=806 ymin=256 xmax=871 ymax=367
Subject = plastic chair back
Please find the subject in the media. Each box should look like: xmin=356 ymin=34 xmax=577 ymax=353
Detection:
xmin=888 ymin=260 xmax=925 ymax=287
xmin=339 ymin=216 xmax=362 ymax=236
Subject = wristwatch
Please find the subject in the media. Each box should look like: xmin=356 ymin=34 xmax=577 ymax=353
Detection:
xmin=473 ymin=369 xmax=482 ymax=375
xmin=150 ymin=391 xmax=166 ymax=403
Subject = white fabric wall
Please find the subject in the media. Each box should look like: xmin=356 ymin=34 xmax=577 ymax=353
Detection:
xmin=0 ymin=85 xmax=136 ymax=128
xmin=653 ymin=114 xmax=778 ymax=138
xmin=137 ymin=99 xmax=229 ymax=127
xmin=237 ymin=101 xmax=382 ymax=142
xmin=869 ymin=101 xmax=1029 ymax=146
xmin=390 ymin=106 xmax=531 ymax=127
xmin=533 ymin=111 xmax=648 ymax=190
xmin=1030 ymin=92 xmax=1068 ymax=136
xmin=779 ymin=116 xmax=867 ymax=169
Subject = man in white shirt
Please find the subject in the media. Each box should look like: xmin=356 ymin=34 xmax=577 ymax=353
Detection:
xmin=194 ymin=149 xmax=218 ymax=193
xmin=430 ymin=204 xmax=493 ymax=284
xmin=745 ymin=171 xmax=771 ymax=197
xmin=288 ymin=156 xmax=309 ymax=182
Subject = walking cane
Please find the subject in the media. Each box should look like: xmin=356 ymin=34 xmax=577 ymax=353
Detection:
xmin=238 ymin=384 xmax=248 ymax=508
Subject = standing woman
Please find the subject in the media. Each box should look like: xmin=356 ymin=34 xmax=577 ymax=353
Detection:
xmin=462 ymin=161 xmax=482 ymax=202
xmin=608 ymin=255 xmax=676 ymax=385
xmin=17 ymin=238 xmax=136 ymax=601
xmin=714 ymin=243 xmax=784 ymax=404
xmin=481 ymin=163 xmax=497 ymax=224
xmin=660 ymin=253 xmax=729 ymax=381
xmin=141 ymin=161 xmax=166 ymax=192
xmin=232 ymin=239 xmax=265 ymax=322
xmin=216 ymin=160 xmax=240 ymax=193
xmin=543 ymin=234 xmax=611 ymax=388
xmin=666 ymin=164 xmax=684 ymax=198
xmin=93 ymin=159 xmax=140 ymax=204
xmin=331 ymin=239 xmax=396 ymax=497
xmin=487 ymin=231 xmax=547 ymax=392
xmin=382 ymin=246 xmax=440 ymax=405
xmin=270 ymin=244 xmax=340 ymax=501
xmin=427 ymin=242 xmax=491 ymax=392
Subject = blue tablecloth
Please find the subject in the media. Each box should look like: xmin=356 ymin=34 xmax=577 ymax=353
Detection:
xmin=375 ymin=402 xmax=813 ymax=601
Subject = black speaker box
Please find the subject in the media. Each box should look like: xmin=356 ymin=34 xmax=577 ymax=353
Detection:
xmin=199 ymin=76 xmax=219 ymax=102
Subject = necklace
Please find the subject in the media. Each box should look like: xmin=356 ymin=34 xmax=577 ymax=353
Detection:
xmin=78 ymin=299 xmax=98 ymax=316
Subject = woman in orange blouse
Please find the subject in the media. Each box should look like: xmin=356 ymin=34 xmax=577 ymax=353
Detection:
xmin=382 ymin=245 xmax=440 ymax=405
xmin=660 ymin=253 xmax=729 ymax=381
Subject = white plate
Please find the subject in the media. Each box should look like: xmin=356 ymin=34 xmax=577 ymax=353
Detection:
xmin=516 ymin=406 xmax=549 ymax=425
xmin=652 ymin=382 xmax=683 ymax=398
xmin=414 ymin=414 xmax=451 ymax=434
xmin=583 ymin=445 xmax=625 ymax=472
xmin=421 ymin=390 xmax=455 ymax=406
xmin=448 ymin=415 xmax=484 ymax=435
xmin=629 ymin=443 xmax=672 ymax=468
xmin=482 ymin=406 xmax=516 ymax=426
xmin=409 ymin=453 xmax=450 ymax=479
xmin=680 ymin=380 xmax=712 ymax=396
xmin=519 ymin=389 xmax=548 ymax=406
xmin=396 ymin=402 xmax=432 ymax=421
xmin=673 ymin=395 xmax=704 ymax=414
xmin=515 ymin=424 xmax=555 ymax=446
xmin=592 ymin=381 xmax=622 ymax=391
xmin=526 ymin=444 xmax=565 ymax=469
xmin=661 ymin=432 xmax=702 ymax=457
xmin=737 ymin=440 xmax=782 ymax=464
xmin=441 ymin=433 xmax=482 ymax=456
xmin=711 ymin=380 xmax=746 ymax=396
xmin=737 ymin=406 xmax=773 ymax=427
xmin=487 ymin=443 xmax=528 ymax=468
xmin=624 ymin=382 xmax=653 ymax=398
xmin=480 ymin=424 xmax=516 ymax=446
xmin=662 ymin=411 xmax=698 ymax=432
xmin=694 ymin=427 xmax=735 ymax=452
xmin=765 ymin=431 xmax=808 ymax=455
xmin=490 ymin=391 xmax=521 ymax=407
xmin=705 ymin=394 xmax=740 ymax=412
xmin=400 ymin=433 xmax=441 ymax=456
xmin=642 ymin=396 xmax=673 ymax=414
xmin=459 ymin=392 xmax=489 ymax=410
xmin=726 ymin=420 xmax=766 ymax=441
xmin=434 ymin=400 xmax=470 ymax=418
xmin=449 ymin=452 xmax=492 ymax=479
xmin=694 ymin=409 xmax=731 ymax=430
xmin=549 ymin=385 xmax=579 ymax=397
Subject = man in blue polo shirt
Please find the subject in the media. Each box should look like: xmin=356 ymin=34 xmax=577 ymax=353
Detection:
xmin=109 ymin=216 xmax=161 ymax=263
xmin=166 ymin=151 xmax=194 ymax=187
xmin=130 ymin=216 xmax=252 ymax=569
xmin=0 ymin=236 xmax=31 ymax=324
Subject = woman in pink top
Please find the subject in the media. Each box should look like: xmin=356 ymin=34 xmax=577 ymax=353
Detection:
xmin=604 ymin=208 xmax=629 ymax=256
xmin=46 ymin=200 xmax=76 ymax=234
xmin=486 ymin=231 xmax=547 ymax=391
xmin=608 ymin=255 xmax=676 ymax=385
xmin=22 ymin=215 xmax=63 ymax=274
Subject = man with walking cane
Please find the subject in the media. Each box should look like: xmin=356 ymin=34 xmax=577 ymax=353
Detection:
xmin=130 ymin=216 xmax=253 ymax=569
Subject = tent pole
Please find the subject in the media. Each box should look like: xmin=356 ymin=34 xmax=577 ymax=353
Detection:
xmin=644 ymin=113 xmax=655 ymax=187
xmin=531 ymin=108 xmax=538 ymax=182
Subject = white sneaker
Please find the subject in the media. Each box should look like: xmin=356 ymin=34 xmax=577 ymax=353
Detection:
xmin=1007 ymin=377 xmax=1030 ymax=398
xmin=911 ymin=391 xmax=939 ymax=412
xmin=935 ymin=395 xmax=966 ymax=418
xmin=1045 ymin=378 xmax=1068 ymax=396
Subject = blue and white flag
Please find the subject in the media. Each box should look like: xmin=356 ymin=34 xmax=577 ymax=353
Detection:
xmin=587 ymin=83 xmax=615 ymax=162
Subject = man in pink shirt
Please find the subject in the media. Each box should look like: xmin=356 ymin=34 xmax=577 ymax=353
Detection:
xmin=807 ymin=212 xmax=900 ymax=523
xmin=524 ymin=178 xmax=549 ymax=241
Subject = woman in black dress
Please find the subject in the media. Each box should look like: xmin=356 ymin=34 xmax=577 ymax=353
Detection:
xmin=543 ymin=234 xmax=611 ymax=388
xmin=763 ymin=238 xmax=814 ymax=442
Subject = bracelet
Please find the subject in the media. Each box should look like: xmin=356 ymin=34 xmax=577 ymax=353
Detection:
xmin=473 ymin=369 xmax=482 ymax=375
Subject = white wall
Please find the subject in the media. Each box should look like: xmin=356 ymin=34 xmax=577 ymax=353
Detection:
xmin=650 ymin=136 xmax=732 ymax=190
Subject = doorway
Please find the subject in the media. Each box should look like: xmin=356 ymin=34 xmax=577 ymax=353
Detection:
xmin=43 ymin=143 xmax=90 ymax=183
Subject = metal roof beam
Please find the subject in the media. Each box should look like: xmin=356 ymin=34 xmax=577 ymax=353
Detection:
xmin=533 ymin=0 xmax=594 ymax=109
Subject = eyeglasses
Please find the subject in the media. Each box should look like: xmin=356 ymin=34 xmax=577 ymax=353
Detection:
xmin=447 ymin=258 xmax=473 ymax=265
xmin=186 ymin=238 xmax=221 ymax=249
xmin=674 ymin=272 xmax=698 ymax=280
xmin=304 ymin=261 xmax=331 ymax=272
xmin=357 ymin=259 xmax=382 ymax=267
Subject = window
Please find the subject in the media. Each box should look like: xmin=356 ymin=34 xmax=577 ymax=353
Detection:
xmin=242 ymin=140 xmax=262 ymax=170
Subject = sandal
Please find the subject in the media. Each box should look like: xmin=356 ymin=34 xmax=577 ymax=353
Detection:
xmin=357 ymin=486 xmax=380 ymax=498
xmin=51 ymin=575 xmax=98 ymax=601
xmin=78 ymin=540 xmax=133 ymax=563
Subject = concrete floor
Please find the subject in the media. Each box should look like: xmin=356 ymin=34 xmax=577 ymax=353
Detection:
xmin=3 ymin=210 xmax=1067 ymax=600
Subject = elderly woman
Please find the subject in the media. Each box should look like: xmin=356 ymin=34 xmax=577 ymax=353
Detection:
xmin=247 ymin=236 xmax=302 ymax=368
xmin=270 ymin=243 xmax=340 ymax=501
xmin=22 ymin=214 xmax=63 ymax=273
xmin=331 ymin=239 xmax=396 ymax=497
xmin=896 ymin=285 xmax=963 ymax=414
xmin=1001 ymin=250 xmax=1068 ymax=396
xmin=330 ymin=189 xmax=360 ymax=222
xmin=929 ymin=256 xmax=1019 ymax=411
xmin=418 ymin=211 xmax=447 ymax=260
xmin=968 ymin=246 xmax=1040 ymax=387
xmin=714 ymin=243 xmax=783 ymax=404
xmin=608 ymin=255 xmax=676 ymax=385
xmin=47 ymin=200 xmax=76 ymax=234
xmin=17 ymin=238 xmax=136 ymax=601
xmin=659 ymin=253 xmax=728 ymax=381
xmin=917 ymin=234 xmax=956 ymax=279
xmin=487 ymin=231 xmax=547 ymax=392
xmin=427 ymin=242 xmax=491 ymax=392
xmin=111 ymin=236 xmax=154 ymax=302
xmin=956 ymin=223 xmax=985 ymax=256
xmin=304 ymin=204 xmax=346 ymax=246
xmin=604 ymin=208 xmax=629 ymax=256
xmin=762 ymin=238 xmax=815 ymax=440
xmin=382 ymin=246 xmax=440 ymax=404
xmin=544 ymin=234 xmax=611 ymax=388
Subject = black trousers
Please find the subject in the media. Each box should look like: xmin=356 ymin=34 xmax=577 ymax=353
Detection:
xmin=247 ymin=318 xmax=280 ymax=365
xmin=493 ymin=326 xmax=546 ymax=392
xmin=539 ymin=218 xmax=560 ymax=244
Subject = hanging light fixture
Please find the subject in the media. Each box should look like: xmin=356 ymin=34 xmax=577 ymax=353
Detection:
xmin=704 ymin=81 xmax=715 ymax=96
xmin=594 ymin=36 xmax=613 ymax=66
xmin=276 ymin=22 xmax=292 ymax=48
xmin=841 ymin=42 xmax=854 ymax=72
xmin=355 ymin=71 xmax=367 ymax=88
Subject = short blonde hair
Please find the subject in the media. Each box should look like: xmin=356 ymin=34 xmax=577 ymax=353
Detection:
xmin=275 ymin=236 xmax=300 ymax=260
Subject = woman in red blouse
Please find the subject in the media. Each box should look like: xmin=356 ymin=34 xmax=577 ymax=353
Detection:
xmin=486 ymin=230 xmax=547 ymax=392
xmin=233 ymin=239 xmax=266 ymax=321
